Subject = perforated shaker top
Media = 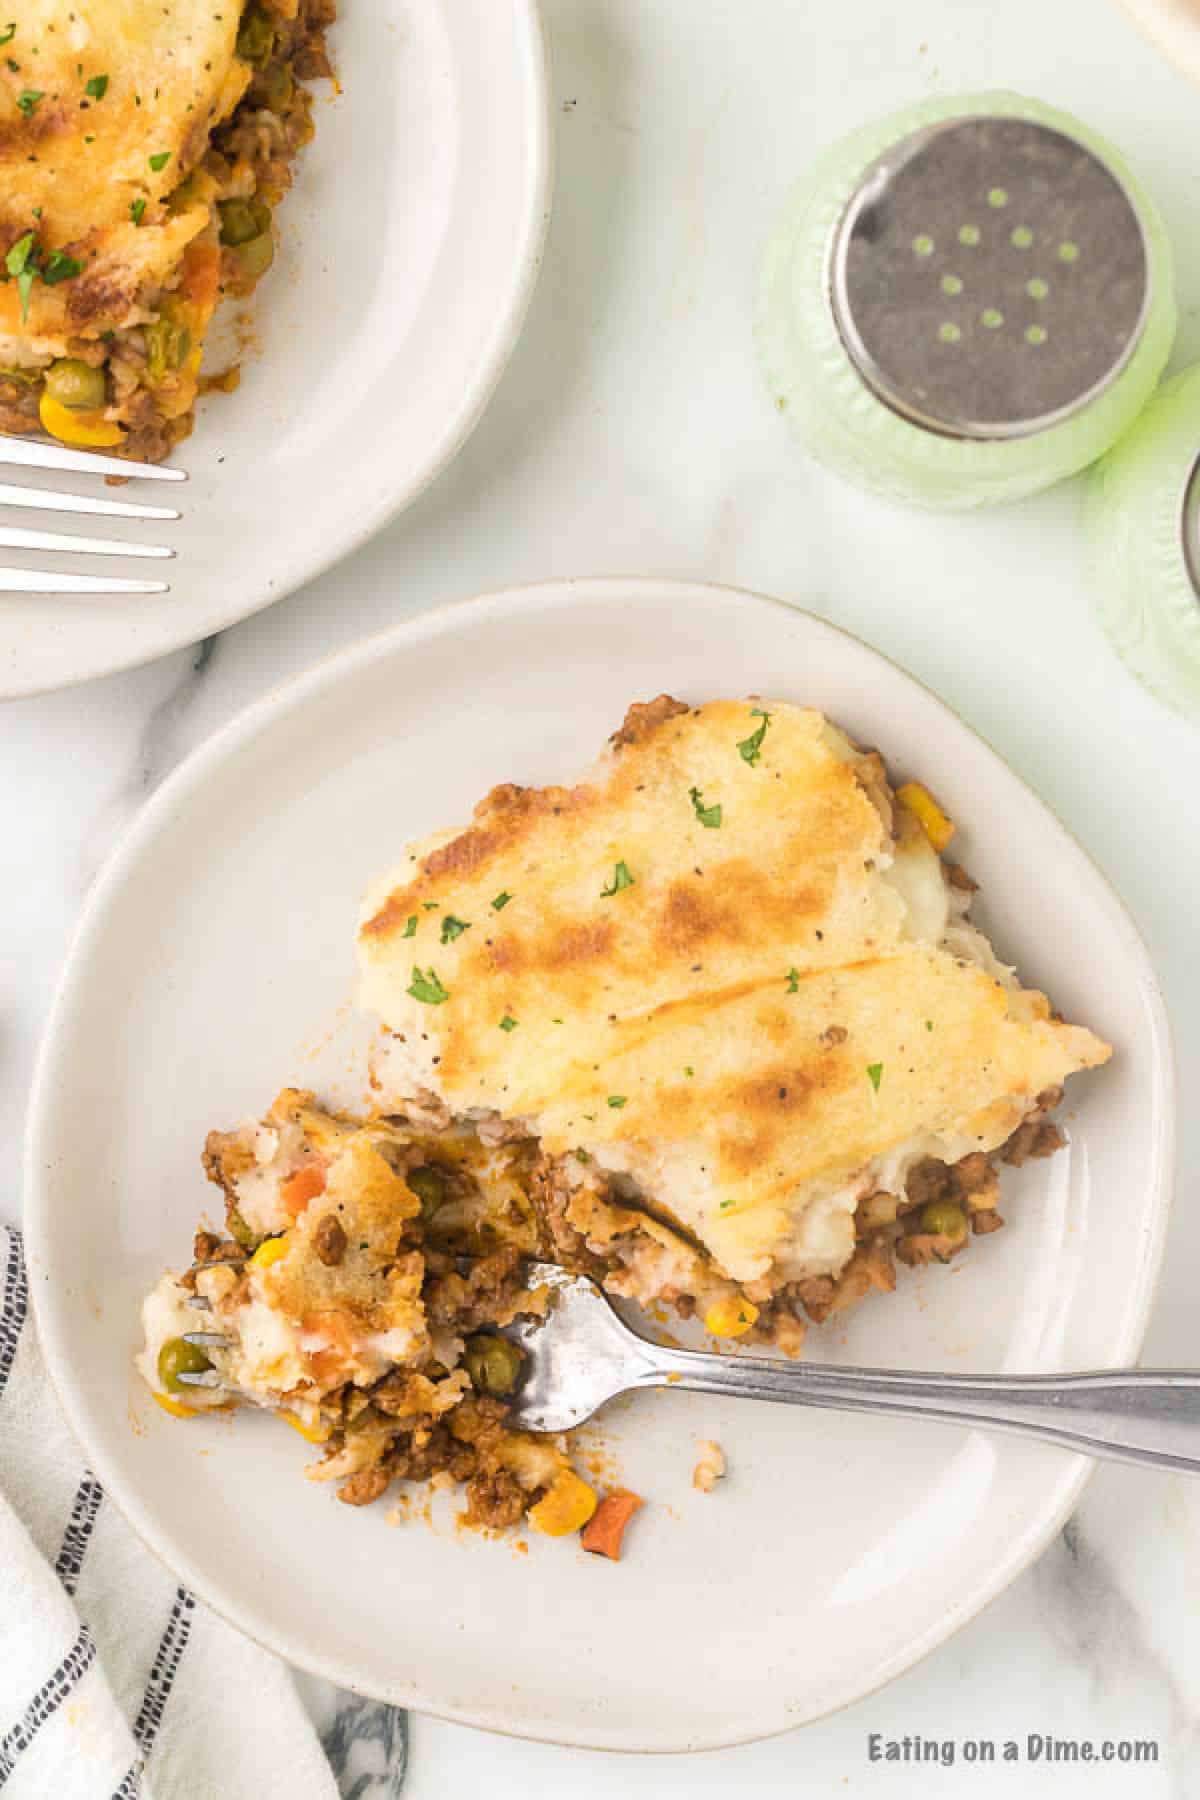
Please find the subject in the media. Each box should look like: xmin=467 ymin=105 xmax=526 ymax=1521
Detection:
xmin=828 ymin=116 xmax=1150 ymax=441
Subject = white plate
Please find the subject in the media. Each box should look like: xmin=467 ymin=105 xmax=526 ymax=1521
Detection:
xmin=25 ymin=579 xmax=1174 ymax=1751
xmin=1111 ymin=0 xmax=1200 ymax=86
xmin=0 ymin=1 xmax=550 ymax=699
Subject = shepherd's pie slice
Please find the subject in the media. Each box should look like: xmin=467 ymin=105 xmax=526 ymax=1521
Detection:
xmin=358 ymin=697 xmax=1109 ymax=1337
xmin=134 ymin=697 xmax=1113 ymax=1546
xmin=0 ymin=1 xmax=333 ymax=459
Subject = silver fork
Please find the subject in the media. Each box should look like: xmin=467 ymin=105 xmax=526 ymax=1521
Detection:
xmin=0 ymin=436 xmax=185 ymax=596
xmin=499 ymin=1265 xmax=1200 ymax=1477
xmin=175 ymin=1258 xmax=1200 ymax=1475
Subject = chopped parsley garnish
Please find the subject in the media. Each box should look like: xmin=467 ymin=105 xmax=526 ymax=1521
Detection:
xmin=131 ymin=198 xmax=146 ymax=226
xmin=866 ymin=1062 xmax=884 ymax=1093
xmin=16 ymin=89 xmax=42 ymax=116
xmin=148 ymin=150 xmax=171 ymax=172
xmin=689 ymin=786 xmax=722 ymax=829
xmin=85 ymin=74 xmax=109 ymax=99
xmin=499 ymin=1015 xmax=518 ymax=1033
xmin=407 ymin=966 xmax=449 ymax=1006
xmin=3 ymin=231 xmax=86 ymax=320
xmin=737 ymin=708 xmax=771 ymax=767
xmin=0 ymin=25 xmax=15 ymax=47
xmin=607 ymin=1095 xmax=627 ymax=1109
xmin=785 ymin=967 xmax=800 ymax=993
xmin=600 ymin=860 xmax=634 ymax=897
xmin=684 ymin=1065 xmax=695 ymax=1077
xmin=720 ymin=1199 xmax=735 ymax=1210
xmin=41 ymin=250 xmax=83 ymax=285
xmin=4 ymin=231 xmax=36 ymax=320
xmin=925 ymin=1019 xmax=934 ymax=1032
xmin=421 ymin=901 xmax=438 ymax=911
xmin=402 ymin=915 xmax=418 ymax=938
xmin=491 ymin=891 xmax=512 ymax=911
xmin=440 ymin=914 xmax=471 ymax=945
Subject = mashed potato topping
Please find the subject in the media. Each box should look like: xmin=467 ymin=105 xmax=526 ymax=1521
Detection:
xmin=358 ymin=698 xmax=1109 ymax=1301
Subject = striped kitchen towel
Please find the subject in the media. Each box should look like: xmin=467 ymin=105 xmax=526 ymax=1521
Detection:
xmin=0 ymin=1224 xmax=343 ymax=1800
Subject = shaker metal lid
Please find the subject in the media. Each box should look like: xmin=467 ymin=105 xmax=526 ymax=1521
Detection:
xmin=828 ymin=116 xmax=1150 ymax=441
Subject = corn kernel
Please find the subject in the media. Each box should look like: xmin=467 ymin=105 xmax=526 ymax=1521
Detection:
xmin=38 ymin=391 xmax=125 ymax=448
xmin=151 ymin=1391 xmax=198 ymax=1420
xmin=249 ymin=1234 xmax=289 ymax=1271
xmin=280 ymin=1408 xmax=330 ymax=1445
xmin=704 ymin=1294 xmax=759 ymax=1338
xmin=896 ymin=781 xmax=955 ymax=853
xmin=528 ymin=1469 xmax=598 ymax=1538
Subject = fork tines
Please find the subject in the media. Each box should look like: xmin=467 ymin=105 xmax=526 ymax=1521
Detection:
xmin=0 ymin=434 xmax=186 ymax=596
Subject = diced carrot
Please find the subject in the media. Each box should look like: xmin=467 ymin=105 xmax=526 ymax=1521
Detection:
xmin=580 ymin=1488 xmax=644 ymax=1561
xmin=279 ymin=1163 xmax=327 ymax=1217
xmin=179 ymin=241 xmax=222 ymax=312
xmin=301 ymin=1310 xmax=360 ymax=1383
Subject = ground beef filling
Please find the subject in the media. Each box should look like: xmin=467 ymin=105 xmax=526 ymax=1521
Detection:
xmin=182 ymin=1075 xmax=1073 ymax=1523
xmin=786 ymin=1086 xmax=1067 ymax=1326
xmin=527 ymin=1088 xmax=1072 ymax=1346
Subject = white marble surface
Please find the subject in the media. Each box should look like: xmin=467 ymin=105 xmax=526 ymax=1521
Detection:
xmin=7 ymin=0 xmax=1200 ymax=1792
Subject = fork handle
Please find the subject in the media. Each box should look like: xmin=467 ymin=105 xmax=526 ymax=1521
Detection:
xmin=636 ymin=1350 xmax=1200 ymax=1475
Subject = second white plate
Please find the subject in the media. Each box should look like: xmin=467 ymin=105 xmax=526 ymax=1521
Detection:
xmin=26 ymin=579 xmax=1173 ymax=1749
xmin=0 ymin=0 xmax=550 ymax=698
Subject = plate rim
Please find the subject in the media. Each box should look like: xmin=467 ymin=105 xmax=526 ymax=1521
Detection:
xmin=1109 ymin=0 xmax=1200 ymax=87
xmin=23 ymin=576 xmax=1177 ymax=1750
xmin=4 ymin=0 xmax=553 ymax=701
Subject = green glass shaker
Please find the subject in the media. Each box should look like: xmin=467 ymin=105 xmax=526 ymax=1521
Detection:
xmin=759 ymin=91 xmax=1176 ymax=509
xmin=1087 ymin=363 xmax=1200 ymax=721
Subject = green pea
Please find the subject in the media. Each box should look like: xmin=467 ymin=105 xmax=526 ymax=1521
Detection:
xmin=919 ymin=1200 xmax=968 ymax=1242
xmin=263 ymin=63 xmax=294 ymax=111
xmin=45 ymin=358 xmax=107 ymax=412
xmin=157 ymin=1336 xmax=213 ymax=1393
xmin=463 ymin=1334 xmax=523 ymax=1398
xmin=236 ymin=6 xmax=275 ymax=64
xmin=406 ymin=1164 xmax=446 ymax=1219
xmin=233 ymin=231 xmax=274 ymax=281
xmin=143 ymin=315 xmax=192 ymax=382
xmin=166 ymin=172 xmax=205 ymax=216
xmin=218 ymin=197 xmax=272 ymax=247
